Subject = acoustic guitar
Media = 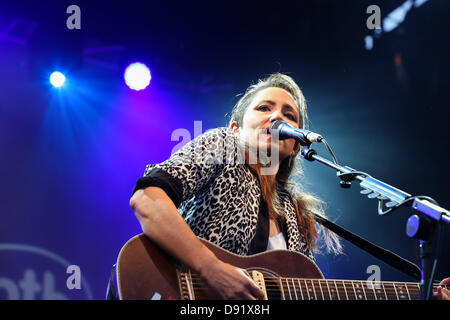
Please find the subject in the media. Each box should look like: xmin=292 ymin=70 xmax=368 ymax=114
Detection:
xmin=116 ymin=233 xmax=444 ymax=300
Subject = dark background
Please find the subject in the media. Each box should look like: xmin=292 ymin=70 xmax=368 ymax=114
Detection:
xmin=0 ymin=0 xmax=449 ymax=299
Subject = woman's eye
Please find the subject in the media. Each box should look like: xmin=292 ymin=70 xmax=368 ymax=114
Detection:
xmin=257 ymin=105 xmax=270 ymax=111
xmin=286 ymin=113 xmax=296 ymax=121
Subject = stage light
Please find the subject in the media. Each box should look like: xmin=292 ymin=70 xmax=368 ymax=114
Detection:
xmin=124 ymin=62 xmax=151 ymax=91
xmin=49 ymin=71 xmax=66 ymax=88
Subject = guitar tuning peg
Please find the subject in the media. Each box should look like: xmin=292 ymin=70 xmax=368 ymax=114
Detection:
xmin=368 ymin=192 xmax=380 ymax=199
xmin=385 ymin=201 xmax=398 ymax=208
xmin=360 ymin=189 xmax=372 ymax=195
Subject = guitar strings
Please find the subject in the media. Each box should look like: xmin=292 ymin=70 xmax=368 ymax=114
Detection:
xmin=186 ymin=286 xmax=432 ymax=300
xmin=187 ymin=282 xmax=424 ymax=295
xmin=187 ymin=276 xmax=448 ymax=293
xmin=187 ymin=284 xmax=439 ymax=297
xmin=186 ymin=279 xmax=425 ymax=292
xmin=188 ymin=273 xmax=448 ymax=289
xmin=188 ymin=285 xmax=421 ymax=300
xmin=185 ymin=275 xmax=448 ymax=297
xmin=188 ymin=273 xmax=447 ymax=291
xmin=187 ymin=283 xmax=433 ymax=300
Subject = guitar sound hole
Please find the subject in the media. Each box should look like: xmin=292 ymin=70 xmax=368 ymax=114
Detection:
xmin=264 ymin=277 xmax=282 ymax=300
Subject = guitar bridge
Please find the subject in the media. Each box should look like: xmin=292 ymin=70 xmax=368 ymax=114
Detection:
xmin=251 ymin=270 xmax=268 ymax=300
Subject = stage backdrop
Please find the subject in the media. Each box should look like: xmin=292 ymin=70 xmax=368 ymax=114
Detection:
xmin=0 ymin=1 xmax=449 ymax=299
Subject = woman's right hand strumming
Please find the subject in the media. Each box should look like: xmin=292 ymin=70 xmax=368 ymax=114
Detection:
xmin=199 ymin=259 xmax=265 ymax=300
xmin=130 ymin=186 xmax=264 ymax=300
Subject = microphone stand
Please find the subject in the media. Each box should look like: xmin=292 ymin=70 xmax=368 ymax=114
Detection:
xmin=301 ymin=145 xmax=450 ymax=300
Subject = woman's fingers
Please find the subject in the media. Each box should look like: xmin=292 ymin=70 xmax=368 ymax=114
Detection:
xmin=433 ymin=278 xmax=450 ymax=300
xmin=434 ymin=286 xmax=450 ymax=300
xmin=239 ymin=268 xmax=266 ymax=300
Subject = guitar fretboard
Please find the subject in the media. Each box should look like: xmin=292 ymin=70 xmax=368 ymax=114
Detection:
xmin=277 ymin=278 xmax=419 ymax=300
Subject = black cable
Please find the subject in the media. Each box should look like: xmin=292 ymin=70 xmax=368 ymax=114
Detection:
xmin=321 ymin=138 xmax=339 ymax=165
xmin=379 ymin=195 xmax=440 ymax=216
xmin=426 ymin=221 xmax=443 ymax=299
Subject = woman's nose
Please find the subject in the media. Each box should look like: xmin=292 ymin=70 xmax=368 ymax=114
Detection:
xmin=269 ymin=109 xmax=284 ymax=122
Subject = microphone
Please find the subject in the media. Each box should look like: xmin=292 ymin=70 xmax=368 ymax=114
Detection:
xmin=269 ymin=120 xmax=323 ymax=144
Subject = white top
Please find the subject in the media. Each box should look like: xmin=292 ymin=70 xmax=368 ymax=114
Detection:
xmin=266 ymin=232 xmax=287 ymax=251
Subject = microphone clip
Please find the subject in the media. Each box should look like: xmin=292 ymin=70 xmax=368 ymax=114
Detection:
xmin=301 ymin=147 xmax=316 ymax=161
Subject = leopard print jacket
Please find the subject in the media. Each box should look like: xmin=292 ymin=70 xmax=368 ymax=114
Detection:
xmin=133 ymin=127 xmax=314 ymax=260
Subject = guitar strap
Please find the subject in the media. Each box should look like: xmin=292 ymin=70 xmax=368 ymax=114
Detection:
xmin=314 ymin=214 xmax=421 ymax=281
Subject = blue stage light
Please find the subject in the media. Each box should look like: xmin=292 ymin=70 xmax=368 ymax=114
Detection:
xmin=49 ymin=71 xmax=66 ymax=88
xmin=124 ymin=62 xmax=151 ymax=91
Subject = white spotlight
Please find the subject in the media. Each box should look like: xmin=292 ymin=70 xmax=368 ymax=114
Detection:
xmin=49 ymin=71 xmax=66 ymax=88
xmin=124 ymin=62 xmax=151 ymax=91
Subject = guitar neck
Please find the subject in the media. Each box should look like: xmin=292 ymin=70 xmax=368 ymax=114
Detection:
xmin=277 ymin=277 xmax=423 ymax=300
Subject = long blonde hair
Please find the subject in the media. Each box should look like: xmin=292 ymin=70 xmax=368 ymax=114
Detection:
xmin=229 ymin=73 xmax=342 ymax=255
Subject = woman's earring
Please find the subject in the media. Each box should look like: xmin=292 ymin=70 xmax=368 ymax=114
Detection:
xmin=288 ymin=152 xmax=294 ymax=168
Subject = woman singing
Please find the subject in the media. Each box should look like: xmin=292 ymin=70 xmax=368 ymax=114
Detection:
xmin=127 ymin=73 xmax=449 ymax=300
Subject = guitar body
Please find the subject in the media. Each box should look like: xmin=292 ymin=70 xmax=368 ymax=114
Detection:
xmin=116 ymin=233 xmax=324 ymax=300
